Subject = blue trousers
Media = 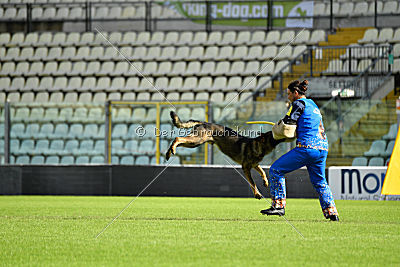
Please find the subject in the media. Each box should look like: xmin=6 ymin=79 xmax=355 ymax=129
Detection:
xmin=269 ymin=147 xmax=337 ymax=215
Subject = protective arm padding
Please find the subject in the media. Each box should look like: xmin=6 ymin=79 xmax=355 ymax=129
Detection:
xmin=272 ymin=120 xmax=297 ymax=140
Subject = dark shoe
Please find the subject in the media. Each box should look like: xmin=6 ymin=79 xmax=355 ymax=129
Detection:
xmin=327 ymin=215 xmax=339 ymax=221
xmin=260 ymin=207 xmax=285 ymax=216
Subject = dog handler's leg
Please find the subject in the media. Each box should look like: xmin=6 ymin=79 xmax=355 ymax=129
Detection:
xmin=254 ymin=165 xmax=268 ymax=188
xmin=243 ymin=166 xmax=262 ymax=199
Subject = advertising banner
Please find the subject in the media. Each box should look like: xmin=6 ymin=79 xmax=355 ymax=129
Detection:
xmin=161 ymin=1 xmax=314 ymax=28
xmin=329 ymin=167 xmax=400 ymax=200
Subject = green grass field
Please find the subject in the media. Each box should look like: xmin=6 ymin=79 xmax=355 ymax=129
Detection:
xmin=0 ymin=196 xmax=399 ymax=266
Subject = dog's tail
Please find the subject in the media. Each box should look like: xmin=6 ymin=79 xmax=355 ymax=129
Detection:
xmin=170 ymin=111 xmax=203 ymax=129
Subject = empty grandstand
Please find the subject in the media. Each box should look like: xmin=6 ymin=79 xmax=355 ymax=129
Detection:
xmin=0 ymin=0 xmax=399 ymax=166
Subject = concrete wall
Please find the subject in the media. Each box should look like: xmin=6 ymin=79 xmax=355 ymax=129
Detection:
xmin=0 ymin=165 xmax=320 ymax=198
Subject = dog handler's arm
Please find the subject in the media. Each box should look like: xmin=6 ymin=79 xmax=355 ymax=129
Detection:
xmin=272 ymin=100 xmax=305 ymax=140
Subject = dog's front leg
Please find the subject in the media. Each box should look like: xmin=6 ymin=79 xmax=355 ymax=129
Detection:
xmin=243 ymin=167 xmax=262 ymax=200
xmin=254 ymin=165 xmax=268 ymax=188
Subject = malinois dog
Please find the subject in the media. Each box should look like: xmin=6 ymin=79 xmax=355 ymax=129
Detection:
xmin=166 ymin=111 xmax=285 ymax=199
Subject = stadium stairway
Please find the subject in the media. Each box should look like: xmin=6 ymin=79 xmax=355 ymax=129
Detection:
xmin=326 ymin=90 xmax=397 ymax=167
xmin=257 ymin=27 xmax=370 ymax=102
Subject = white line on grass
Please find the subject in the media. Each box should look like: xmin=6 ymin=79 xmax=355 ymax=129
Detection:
xmin=94 ymin=28 xmax=176 ymax=110
xmin=95 ymin=158 xmax=176 ymax=239
xmin=223 ymin=157 xmax=305 ymax=239
xmin=222 ymin=28 xmax=306 ymax=112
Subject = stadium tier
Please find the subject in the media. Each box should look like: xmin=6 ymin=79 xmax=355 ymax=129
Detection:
xmin=0 ymin=4 xmax=399 ymax=165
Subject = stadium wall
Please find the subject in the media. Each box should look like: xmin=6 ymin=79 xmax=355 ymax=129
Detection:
xmin=0 ymin=165 xmax=319 ymax=198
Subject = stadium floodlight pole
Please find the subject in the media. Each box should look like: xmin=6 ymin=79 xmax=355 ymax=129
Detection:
xmin=105 ymin=100 xmax=111 ymax=164
xmin=4 ymin=100 xmax=10 ymax=164
xmin=223 ymin=157 xmax=305 ymax=239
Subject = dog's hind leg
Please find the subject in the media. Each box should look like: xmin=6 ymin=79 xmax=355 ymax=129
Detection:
xmin=254 ymin=165 xmax=268 ymax=188
xmin=243 ymin=166 xmax=262 ymax=200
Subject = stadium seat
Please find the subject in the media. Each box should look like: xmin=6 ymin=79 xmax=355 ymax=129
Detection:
xmin=265 ymin=31 xmax=280 ymax=45
xmin=38 ymin=123 xmax=54 ymax=139
xmin=233 ymin=46 xmax=250 ymax=61
xmin=16 ymin=156 xmax=30 ymax=164
xmin=21 ymin=123 xmax=40 ymax=139
xmin=382 ymin=1 xmax=398 ymax=14
xmin=364 ymin=140 xmax=386 ymax=157
xmin=352 ymin=157 xmax=368 ymax=166
xmin=76 ymin=156 xmax=89 ymax=164
xmin=234 ymin=31 xmax=251 ymax=46
xmin=135 ymin=155 xmax=150 ymax=165
xmin=45 ymin=156 xmax=60 ymax=164
xmin=138 ymin=140 xmax=155 ymax=154
xmin=368 ymin=157 xmax=384 ymax=166
xmin=383 ymin=140 xmax=395 ymax=157
xmin=31 ymin=155 xmax=45 ymax=165
xmin=91 ymin=156 xmax=104 ymax=164
xmin=376 ymin=28 xmax=393 ymax=43
xmin=64 ymin=140 xmax=79 ymax=156
xmin=383 ymin=124 xmax=398 ymax=140
xmin=52 ymin=123 xmax=69 ymax=139
xmin=61 ymin=156 xmax=75 ymax=164
xmin=277 ymin=30 xmax=295 ymax=45
xmin=187 ymin=47 xmax=204 ymax=61
xmin=227 ymin=61 xmax=244 ymax=76
xmin=120 ymin=156 xmax=134 ymax=164
xmin=47 ymin=140 xmax=64 ymax=155
xmin=358 ymin=29 xmax=379 ymax=44
xmin=353 ymin=2 xmax=369 ymax=16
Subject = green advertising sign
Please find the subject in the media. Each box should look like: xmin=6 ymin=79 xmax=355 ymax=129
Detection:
xmin=161 ymin=1 xmax=314 ymax=28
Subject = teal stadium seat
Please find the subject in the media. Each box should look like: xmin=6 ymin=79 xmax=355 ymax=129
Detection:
xmin=46 ymin=156 xmax=60 ymax=164
xmin=61 ymin=156 xmax=75 ymax=164
xmin=16 ymin=156 xmax=30 ymax=164
xmin=383 ymin=140 xmax=395 ymax=157
xmin=35 ymin=139 xmax=49 ymax=154
xmin=138 ymin=140 xmax=154 ymax=154
xmin=364 ymin=140 xmax=386 ymax=157
xmin=47 ymin=140 xmax=64 ymax=155
xmin=368 ymin=157 xmax=384 ymax=166
xmin=135 ymin=156 xmax=150 ymax=165
xmin=120 ymin=155 xmax=134 ymax=164
xmin=21 ymin=123 xmax=40 ymax=139
xmin=91 ymin=140 xmax=104 ymax=156
xmin=91 ymin=156 xmax=104 ymax=164
xmin=352 ymin=157 xmax=368 ymax=166
xmin=38 ymin=123 xmax=54 ymax=139
xmin=17 ymin=140 xmax=35 ymax=156
xmin=112 ymin=139 xmax=124 ymax=156
xmin=10 ymin=123 xmax=25 ymax=139
xmin=383 ymin=124 xmax=398 ymax=140
xmin=83 ymin=124 xmax=99 ymax=139
xmin=112 ymin=124 xmax=128 ymax=139
xmin=76 ymin=156 xmax=89 ymax=164
xmin=75 ymin=140 xmax=94 ymax=156
xmin=63 ymin=140 xmax=79 ymax=156
xmin=31 ymin=155 xmax=45 ymax=164
xmin=52 ymin=123 xmax=69 ymax=139
xmin=68 ymin=123 xmax=84 ymax=139
xmin=124 ymin=140 xmax=139 ymax=155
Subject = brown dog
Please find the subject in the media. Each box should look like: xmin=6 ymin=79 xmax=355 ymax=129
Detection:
xmin=166 ymin=111 xmax=284 ymax=199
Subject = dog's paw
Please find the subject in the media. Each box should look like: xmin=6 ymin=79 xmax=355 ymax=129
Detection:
xmin=254 ymin=192 xmax=262 ymax=200
xmin=166 ymin=148 xmax=174 ymax=160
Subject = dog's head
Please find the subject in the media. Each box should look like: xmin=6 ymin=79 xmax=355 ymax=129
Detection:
xmin=258 ymin=131 xmax=286 ymax=150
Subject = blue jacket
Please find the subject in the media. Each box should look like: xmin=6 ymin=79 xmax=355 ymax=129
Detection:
xmin=284 ymin=98 xmax=328 ymax=151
